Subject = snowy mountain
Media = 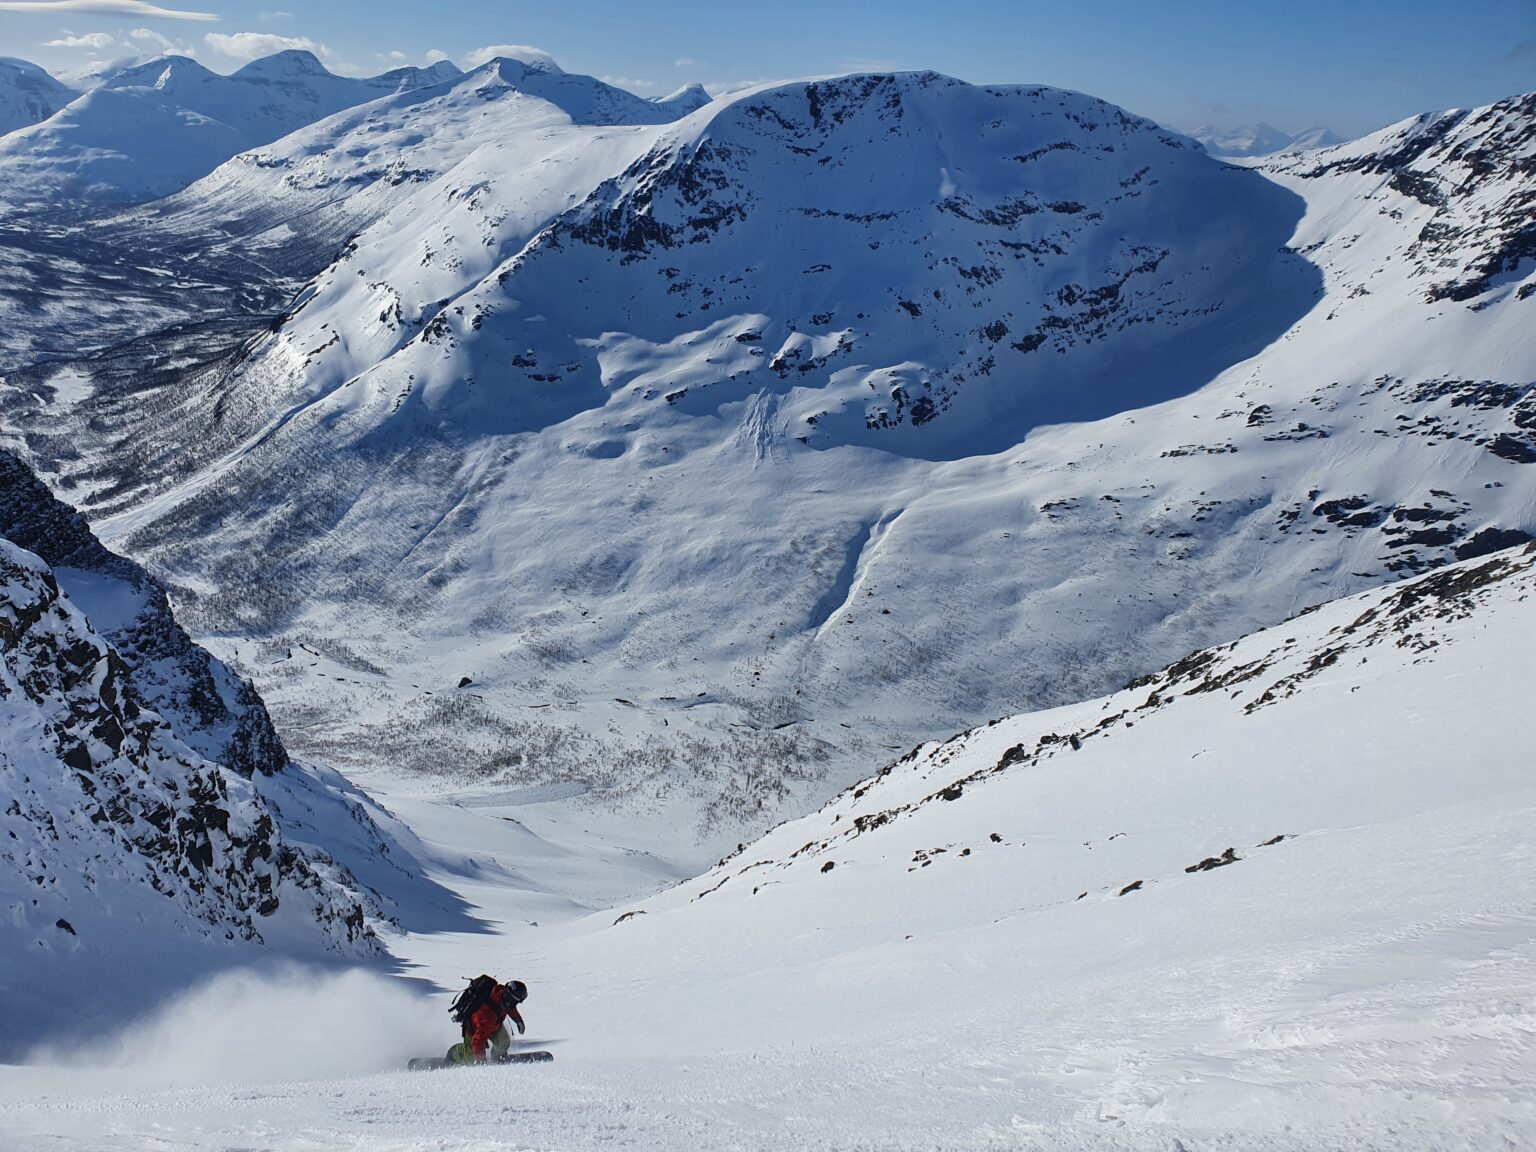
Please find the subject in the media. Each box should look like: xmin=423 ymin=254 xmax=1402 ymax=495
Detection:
xmin=0 ymin=58 xmax=1531 ymax=1146
xmin=145 ymin=54 xmax=708 ymax=246
xmin=1 ymin=76 xmax=1532 ymax=864
xmin=1193 ymin=121 xmax=1344 ymax=156
xmin=0 ymin=51 xmax=463 ymax=205
xmin=654 ymin=82 xmax=714 ymax=115
xmin=0 ymin=57 xmax=73 ymax=137
xmin=0 ymin=56 xmax=709 ymax=369
xmin=0 ymin=451 xmax=469 ymax=1058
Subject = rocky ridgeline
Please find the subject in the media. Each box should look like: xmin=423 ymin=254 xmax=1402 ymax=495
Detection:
xmin=0 ymin=451 xmax=287 ymax=778
xmin=1271 ymin=93 xmax=1536 ymax=305
xmin=0 ymin=452 xmax=379 ymax=958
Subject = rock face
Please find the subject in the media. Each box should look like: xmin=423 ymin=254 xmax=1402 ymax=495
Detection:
xmin=0 ymin=536 xmax=294 ymax=937
xmin=0 ymin=451 xmax=287 ymax=779
xmin=1 ymin=453 xmax=386 ymax=1048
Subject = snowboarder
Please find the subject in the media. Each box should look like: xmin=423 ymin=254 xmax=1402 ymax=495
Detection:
xmin=447 ymin=977 xmax=529 ymax=1065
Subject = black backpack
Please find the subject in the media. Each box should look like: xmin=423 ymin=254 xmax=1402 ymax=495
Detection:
xmin=450 ymin=974 xmax=498 ymax=1025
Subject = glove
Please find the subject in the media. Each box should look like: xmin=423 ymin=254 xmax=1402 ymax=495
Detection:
xmin=514 ymin=1017 xmax=526 ymax=1035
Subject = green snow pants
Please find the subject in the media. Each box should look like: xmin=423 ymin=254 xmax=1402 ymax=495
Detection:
xmin=448 ymin=1022 xmax=511 ymax=1065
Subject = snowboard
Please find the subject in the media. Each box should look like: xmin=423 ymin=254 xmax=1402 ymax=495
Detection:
xmin=409 ymin=1051 xmax=555 ymax=1071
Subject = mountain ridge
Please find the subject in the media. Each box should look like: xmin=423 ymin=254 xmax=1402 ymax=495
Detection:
xmin=1 ymin=78 xmax=1532 ymax=860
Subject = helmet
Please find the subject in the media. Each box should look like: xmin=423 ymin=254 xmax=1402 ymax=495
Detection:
xmin=498 ymin=980 xmax=527 ymax=1010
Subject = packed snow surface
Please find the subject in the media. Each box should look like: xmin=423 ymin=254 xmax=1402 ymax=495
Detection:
xmin=1 ymin=545 xmax=1533 ymax=1149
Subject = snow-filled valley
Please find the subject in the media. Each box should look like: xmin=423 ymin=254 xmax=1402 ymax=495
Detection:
xmin=1 ymin=44 xmax=1534 ymax=1150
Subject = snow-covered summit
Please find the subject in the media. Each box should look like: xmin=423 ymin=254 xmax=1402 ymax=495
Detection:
xmin=258 ymin=70 xmax=1314 ymax=454
xmin=0 ymin=57 xmax=73 ymax=137
xmin=230 ymin=48 xmax=333 ymax=80
xmin=654 ymin=82 xmax=713 ymax=115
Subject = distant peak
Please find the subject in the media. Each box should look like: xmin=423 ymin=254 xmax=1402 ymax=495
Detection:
xmin=476 ymin=47 xmax=564 ymax=78
xmin=235 ymin=50 xmax=332 ymax=79
xmin=98 ymin=53 xmax=212 ymax=90
xmin=657 ymin=82 xmax=712 ymax=106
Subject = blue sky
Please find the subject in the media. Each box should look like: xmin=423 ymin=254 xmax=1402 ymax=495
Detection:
xmin=1 ymin=0 xmax=1532 ymax=136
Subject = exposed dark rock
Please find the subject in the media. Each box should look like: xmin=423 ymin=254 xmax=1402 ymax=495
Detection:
xmin=1454 ymin=527 xmax=1534 ymax=560
xmin=0 ymin=451 xmax=288 ymax=778
xmin=1185 ymin=847 xmax=1239 ymax=873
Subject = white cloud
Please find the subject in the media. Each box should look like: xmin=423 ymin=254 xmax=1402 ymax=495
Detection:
xmin=425 ymin=49 xmax=451 ymax=65
xmin=601 ymin=74 xmax=655 ymax=91
xmin=257 ymin=8 xmax=291 ymax=18
xmin=462 ymin=44 xmax=560 ymax=71
xmin=674 ymin=57 xmax=698 ymax=70
xmin=203 ymin=31 xmax=334 ymax=65
xmin=43 ymin=30 xmax=117 ymax=49
xmin=0 ymin=1 xmax=215 ymax=19
xmin=129 ymin=25 xmax=192 ymax=53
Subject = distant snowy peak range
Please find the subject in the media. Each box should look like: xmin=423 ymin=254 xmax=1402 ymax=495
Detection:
xmin=1192 ymin=121 xmax=1344 ymax=156
xmin=0 ymin=50 xmax=470 ymax=205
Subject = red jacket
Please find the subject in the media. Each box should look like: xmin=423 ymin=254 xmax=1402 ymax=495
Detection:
xmin=466 ymin=992 xmax=525 ymax=1059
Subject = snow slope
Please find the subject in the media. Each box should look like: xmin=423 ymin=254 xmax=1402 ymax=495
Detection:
xmin=2 ymin=543 xmax=1531 ymax=1150
xmin=0 ymin=56 xmax=710 ymax=370
xmin=0 ymin=51 xmax=463 ymax=205
xmin=0 ymin=58 xmax=73 ymax=138
xmin=0 ymin=451 xmax=481 ymax=1060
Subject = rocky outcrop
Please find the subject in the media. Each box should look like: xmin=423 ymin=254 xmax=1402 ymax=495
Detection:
xmin=0 ymin=450 xmax=287 ymax=778
xmin=0 ymin=454 xmax=381 ymax=961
